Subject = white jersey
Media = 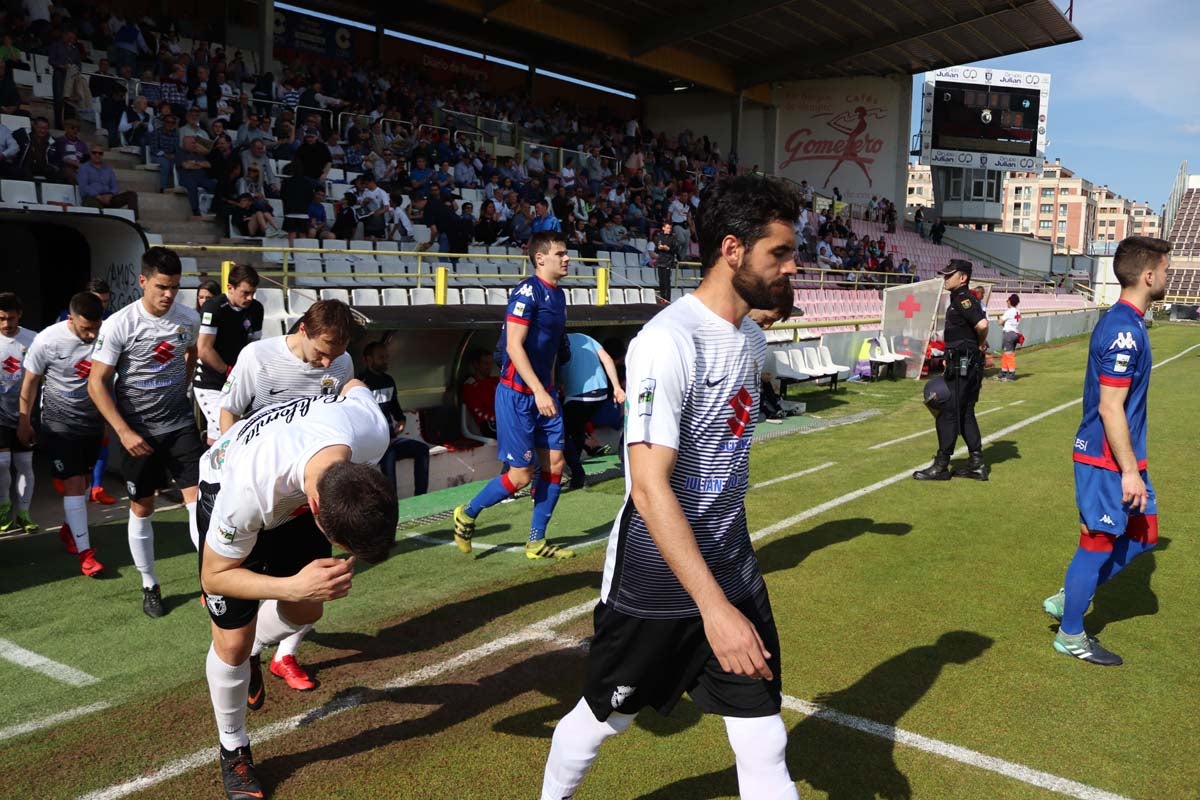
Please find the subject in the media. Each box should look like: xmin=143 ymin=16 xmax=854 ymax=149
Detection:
xmin=0 ymin=327 xmax=36 ymax=428
xmin=600 ymin=294 xmax=767 ymax=619
xmin=201 ymin=386 xmax=389 ymax=559
xmin=22 ymin=321 xmax=101 ymax=435
xmin=92 ymin=299 xmax=200 ymax=437
xmin=219 ymin=336 xmax=354 ymax=419
xmin=1002 ymin=307 xmax=1021 ymax=334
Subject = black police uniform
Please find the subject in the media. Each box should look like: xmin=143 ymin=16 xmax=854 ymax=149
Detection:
xmin=914 ymin=279 xmax=988 ymax=480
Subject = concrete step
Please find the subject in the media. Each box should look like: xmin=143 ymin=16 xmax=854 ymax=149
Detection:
xmin=135 ymin=191 xmax=193 ymax=222
xmin=111 ymin=168 xmax=160 ymax=193
xmin=139 ymin=220 xmax=224 ymax=244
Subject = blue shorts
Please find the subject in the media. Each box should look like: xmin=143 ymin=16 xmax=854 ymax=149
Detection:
xmin=1074 ymin=463 xmax=1157 ymax=537
xmin=494 ymin=383 xmax=565 ymax=467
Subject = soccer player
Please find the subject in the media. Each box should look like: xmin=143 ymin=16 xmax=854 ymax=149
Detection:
xmin=0 ymin=292 xmax=37 ymax=534
xmin=198 ymin=382 xmax=396 ymax=799
xmin=1043 ymin=236 xmax=1171 ymax=667
xmin=452 ymin=230 xmax=574 ymax=560
xmin=218 ymin=299 xmax=356 ymax=695
xmin=193 ymin=264 xmax=264 ymax=445
xmin=541 ymin=175 xmax=801 ymax=800
xmin=88 ymin=247 xmax=204 ymax=618
xmin=17 ymin=292 xmax=106 ymax=575
xmin=361 ymin=341 xmax=431 ymax=496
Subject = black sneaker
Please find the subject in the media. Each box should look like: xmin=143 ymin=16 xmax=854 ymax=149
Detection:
xmin=219 ymin=744 xmax=265 ymax=800
xmin=142 ymin=585 xmax=165 ymax=618
xmin=247 ymin=655 xmax=265 ymax=711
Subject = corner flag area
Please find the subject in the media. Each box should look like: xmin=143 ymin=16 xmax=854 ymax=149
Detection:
xmin=2 ymin=326 xmax=1199 ymax=800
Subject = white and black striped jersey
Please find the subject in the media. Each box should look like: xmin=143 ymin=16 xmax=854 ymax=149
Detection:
xmin=200 ymin=386 xmax=389 ymax=559
xmin=219 ymin=335 xmax=354 ymax=419
xmin=22 ymin=321 xmax=101 ymax=435
xmin=0 ymin=327 xmax=35 ymax=428
xmin=92 ymin=300 xmax=200 ymax=437
xmin=600 ymin=294 xmax=767 ymax=619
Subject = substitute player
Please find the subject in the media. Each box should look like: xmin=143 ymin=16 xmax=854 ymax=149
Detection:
xmin=198 ymin=381 xmax=396 ymax=800
xmin=541 ymin=175 xmax=801 ymax=800
xmin=452 ymin=231 xmax=574 ymax=559
xmin=219 ymin=298 xmax=356 ymax=696
xmin=1043 ymin=236 xmax=1171 ymax=667
xmin=194 ymin=264 xmax=264 ymax=444
xmin=88 ymin=247 xmax=203 ymax=618
xmin=17 ymin=292 xmax=106 ymax=575
xmin=0 ymin=293 xmax=37 ymax=534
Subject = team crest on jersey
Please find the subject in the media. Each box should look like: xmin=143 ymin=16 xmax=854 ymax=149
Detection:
xmin=320 ymin=375 xmax=336 ymax=395
xmin=1114 ymin=353 xmax=1131 ymax=373
xmin=637 ymin=378 xmax=656 ymax=417
xmin=512 ymin=301 xmax=526 ymax=316
xmin=206 ymin=594 xmax=227 ymax=616
xmin=175 ymin=325 xmax=191 ymax=344
xmin=201 ymin=312 xmax=213 ymax=325
xmin=209 ymin=440 xmax=229 ymax=470
xmin=217 ymin=523 xmax=236 ymax=543
xmin=611 ymin=685 xmax=635 ymax=709
xmin=1109 ymin=331 xmax=1137 ymax=351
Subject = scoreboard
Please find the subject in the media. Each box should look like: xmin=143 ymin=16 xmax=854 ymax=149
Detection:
xmin=919 ymin=66 xmax=1051 ymax=172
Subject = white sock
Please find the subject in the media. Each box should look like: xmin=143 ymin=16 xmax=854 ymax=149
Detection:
xmin=274 ymin=625 xmax=313 ymax=661
xmin=186 ymin=501 xmax=199 ymax=551
xmin=723 ymin=714 xmax=798 ymax=800
xmin=63 ymin=494 xmax=90 ymax=551
xmin=13 ymin=452 xmax=33 ymax=511
xmin=206 ymin=642 xmax=250 ymax=751
xmin=251 ymin=600 xmax=305 ymax=658
xmin=127 ymin=513 xmax=158 ymax=588
xmin=0 ymin=451 xmax=11 ymax=504
xmin=541 ymin=698 xmax=635 ymax=800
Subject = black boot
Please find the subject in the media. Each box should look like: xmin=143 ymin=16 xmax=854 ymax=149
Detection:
xmin=913 ymin=455 xmax=952 ymax=481
xmin=953 ymin=451 xmax=989 ymax=481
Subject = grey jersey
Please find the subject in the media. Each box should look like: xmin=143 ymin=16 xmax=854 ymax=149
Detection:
xmin=0 ymin=327 xmax=36 ymax=428
xmin=23 ymin=321 xmax=102 ymax=435
xmin=93 ymin=299 xmax=201 ymax=437
xmin=219 ymin=335 xmax=354 ymax=417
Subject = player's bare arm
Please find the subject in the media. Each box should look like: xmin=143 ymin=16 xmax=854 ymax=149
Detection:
xmin=1097 ymin=383 xmax=1146 ymax=511
xmin=598 ymin=348 xmax=626 ymax=405
xmin=88 ymin=360 xmax=153 ymax=457
xmin=201 ymin=546 xmax=354 ymax=603
xmin=628 ymin=441 xmax=773 ymax=681
xmin=506 ymin=322 xmax=556 ymax=416
xmin=16 ymin=369 xmax=41 ymax=446
xmin=196 ymin=332 xmax=229 ymax=375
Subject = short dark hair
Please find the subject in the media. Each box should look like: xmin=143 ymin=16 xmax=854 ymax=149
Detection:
xmin=362 ymin=340 xmax=386 ymax=359
xmin=300 ymin=299 xmax=358 ymax=344
xmin=0 ymin=292 xmax=21 ymax=313
xmin=142 ymin=246 xmax=182 ymax=278
xmin=69 ymin=291 xmax=103 ymax=321
xmin=1008 ymin=293 xmax=1020 ymax=307
xmin=1112 ymin=236 xmax=1171 ymax=288
xmin=227 ymin=264 xmax=260 ymax=289
xmin=695 ymin=175 xmax=800 ymax=272
xmin=528 ymin=231 xmax=567 ymax=264
xmin=85 ymin=278 xmax=111 ymax=294
xmin=316 ymin=462 xmax=397 ymax=564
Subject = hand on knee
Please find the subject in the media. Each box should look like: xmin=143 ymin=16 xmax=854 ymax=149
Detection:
xmin=278 ymin=600 xmax=323 ymax=626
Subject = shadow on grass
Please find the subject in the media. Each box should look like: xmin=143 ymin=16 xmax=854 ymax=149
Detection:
xmin=636 ymin=631 xmax=994 ymax=800
xmin=756 ymin=517 xmax=912 ymax=576
xmin=1085 ymin=536 xmax=1169 ymax=636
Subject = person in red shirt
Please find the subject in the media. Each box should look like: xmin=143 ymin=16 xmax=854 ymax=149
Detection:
xmin=461 ymin=348 xmax=499 ymax=437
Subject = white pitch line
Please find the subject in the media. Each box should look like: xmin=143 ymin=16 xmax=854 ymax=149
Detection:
xmin=0 ymin=702 xmax=111 ymax=743
xmin=868 ymin=401 xmax=1022 ymax=451
xmin=781 ymin=696 xmax=1132 ymax=800
xmin=752 ymin=461 xmax=836 ymax=490
xmin=0 ymin=638 xmax=100 ymax=687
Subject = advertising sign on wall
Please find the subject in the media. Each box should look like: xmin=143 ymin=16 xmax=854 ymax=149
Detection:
xmin=274 ymin=10 xmax=354 ymax=62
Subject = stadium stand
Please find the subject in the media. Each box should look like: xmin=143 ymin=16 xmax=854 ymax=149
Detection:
xmin=1166 ymin=187 xmax=1200 ymax=258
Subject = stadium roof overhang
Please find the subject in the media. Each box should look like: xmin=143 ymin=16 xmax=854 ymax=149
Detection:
xmin=343 ymin=0 xmax=1080 ymax=102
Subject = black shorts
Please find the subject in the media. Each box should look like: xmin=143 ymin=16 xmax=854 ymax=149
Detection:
xmin=362 ymin=215 xmax=386 ymax=236
xmin=0 ymin=425 xmax=34 ymax=453
xmin=582 ymin=586 xmax=782 ymax=722
xmin=282 ymin=216 xmax=309 ymax=233
xmin=197 ymin=481 xmax=332 ymax=630
xmin=121 ymin=425 xmax=204 ymax=500
xmin=41 ymin=429 xmax=102 ymax=479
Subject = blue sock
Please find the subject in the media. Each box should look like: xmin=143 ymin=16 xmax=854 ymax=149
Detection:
xmin=1061 ymin=544 xmax=1112 ymax=636
xmin=1097 ymin=536 xmax=1155 ymax=586
xmin=466 ymin=472 xmax=518 ymax=519
xmin=530 ymin=471 xmax=562 ymax=541
xmin=92 ymin=442 xmax=109 ymax=489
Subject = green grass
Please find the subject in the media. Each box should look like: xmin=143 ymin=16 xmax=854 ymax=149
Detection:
xmin=2 ymin=326 xmax=1199 ymax=799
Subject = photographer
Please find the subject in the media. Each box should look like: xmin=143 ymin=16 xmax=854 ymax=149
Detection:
xmin=914 ymin=259 xmax=989 ymax=481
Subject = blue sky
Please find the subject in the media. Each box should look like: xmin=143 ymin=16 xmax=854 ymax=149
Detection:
xmin=910 ymin=0 xmax=1200 ymax=211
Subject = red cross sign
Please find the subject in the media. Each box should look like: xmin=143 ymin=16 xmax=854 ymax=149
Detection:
xmin=898 ymin=294 xmax=922 ymax=319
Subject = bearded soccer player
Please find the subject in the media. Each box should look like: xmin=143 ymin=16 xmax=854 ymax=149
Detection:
xmin=541 ymin=175 xmax=801 ymax=799
xmin=218 ymin=299 xmax=356 ymax=697
xmin=198 ymin=382 xmax=396 ymax=799
xmin=88 ymin=247 xmax=203 ymax=617
xmin=1043 ymin=236 xmax=1171 ymax=666
xmin=17 ymin=292 xmax=106 ymax=575
xmin=453 ymin=230 xmax=575 ymax=560
xmin=0 ymin=292 xmax=37 ymax=534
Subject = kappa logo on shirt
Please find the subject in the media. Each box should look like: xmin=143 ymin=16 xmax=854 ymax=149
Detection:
xmin=610 ymin=685 xmax=635 ymax=709
xmin=1099 ymin=514 xmax=1115 ymax=527
xmin=515 ymin=284 xmax=535 ymax=299
xmin=1109 ymin=331 xmax=1137 ymax=351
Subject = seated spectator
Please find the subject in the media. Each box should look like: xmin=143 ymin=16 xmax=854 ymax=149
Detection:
xmin=229 ymin=192 xmax=279 ymax=237
xmin=372 ymin=147 xmax=401 ymax=188
xmin=332 ymin=192 xmax=359 ymax=240
xmin=78 ymin=146 xmax=139 ymax=215
xmin=55 ymin=120 xmax=90 ymax=179
xmin=177 ymin=134 xmax=216 ymax=216
xmin=474 ymin=199 xmax=501 ymax=245
xmin=17 ymin=116 xmax=63 ymax=183
xmin=508 ymin=202 xmax=533 ymax=246
xmin=325 ymin=131 xmax=346 ymax=166
xmin=526 ymin=148 xmax=546 ymax=179
xmin=0 ymin=62 xmax=30 ymax=118
xmin=531 ymin=198 xmax=561 ymax=234
xmin=454 ymin=152 xmax=478 ymax=188
xmin=148 ymin=113 xmax=179 ymax=192
xmin=409 ymin=155 xmax=434 ymax=192
xmin=559 ymin=157 xmax=577 ymax=191
xmin=460 ymin=348 xmax=499 ymax=438
xmin=0 ymin=34 xmax=29 ymax=70
xmin=356 ymin=174 xmax=390 ymax=240
xmin=308 ymin=186 xmax=335 ymax=240
xmin=600 ymin=214 xmax=638 ymax=254
xmin=118 ymin=96 xmax=154 ymax=149
xmin=179 ymin=106 xmax=211 ymax=152
xmin=434 ymin=160 xmax=455 ymax=193
xmin=387 ymin=191 xmax=413 ymax=242
xmin=240 ymin=138 xmax=279 ymax=196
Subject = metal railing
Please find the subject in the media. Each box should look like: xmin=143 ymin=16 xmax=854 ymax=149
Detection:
xmin=336 ymin=112 xmax=415 ymax=144
xmin=417 ymin=124 xmax=488 ymax=157
xmin=442 ymin=109 xmax=516 ymax=147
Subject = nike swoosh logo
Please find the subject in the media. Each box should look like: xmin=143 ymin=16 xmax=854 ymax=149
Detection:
xmin=268 ymin=388 xmax=284 ymax=395
xmin=705 ymin=376 xmax=726 ymax=387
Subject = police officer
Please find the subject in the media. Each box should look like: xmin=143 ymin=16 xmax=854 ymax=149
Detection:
xmin=914 ymin=259 xmax=989 ymax=481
